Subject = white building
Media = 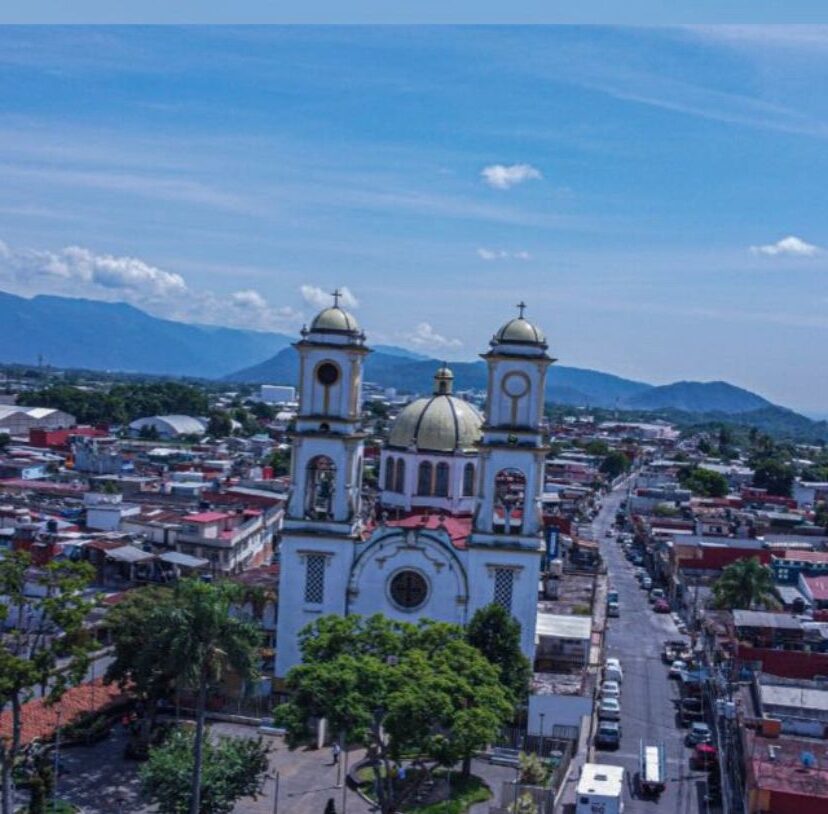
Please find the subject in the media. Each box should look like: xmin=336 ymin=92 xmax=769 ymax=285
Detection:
xmin=275 ymin=297 xmax=551 ymax=677
xmin=260 ymin=384 xmax=296 ymax=405
xmin=128 ymin=415 xmax=207 ymax=439
xmin=0 ymin=406 xmax=75 ymax=435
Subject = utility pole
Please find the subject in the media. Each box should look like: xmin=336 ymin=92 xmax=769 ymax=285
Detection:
xmin=271 ymin=771 xmax=279 ymax=814
xmin=53 ymin=707 xmax=62 ymax=807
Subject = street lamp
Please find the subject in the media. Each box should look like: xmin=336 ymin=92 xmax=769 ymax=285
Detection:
xmin=539 ymin=713 xmax=545 ymax=757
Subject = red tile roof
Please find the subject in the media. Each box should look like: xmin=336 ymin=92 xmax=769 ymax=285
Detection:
xmin=366 ymin=512 xmax=472 ymax=549
xmin=780 ymin=550 xmax=828 ymax=564
xmin=0 ymin=679 xmax=127 ymax=748
xmin=184 ymin=511 xmax=230 ymax=523
xmin=803 ymin=575 xmax=828 ymax=601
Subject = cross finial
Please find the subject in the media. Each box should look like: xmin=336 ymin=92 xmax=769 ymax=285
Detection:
xmin=331 ymin=288 xmax=342 ymax=307
xmin=517 ymin=300 xmax=527 ymax=318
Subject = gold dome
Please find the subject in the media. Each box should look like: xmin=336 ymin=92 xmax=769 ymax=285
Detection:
xmin=494 ymin=316 xmax=545 ymax=346
xmin=388 ymin=368 xmax=482 ymax=452
xmin=309 ymin=306 xmax=360 ymax=335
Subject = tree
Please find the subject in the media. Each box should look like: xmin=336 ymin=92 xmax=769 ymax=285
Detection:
xmin=467 ymin=604 xmax=531 ymax=703
xmin=105 ymin=586 xmax=180 ymax=756
xmin=275 ymin=614 xmax=512 ymax=814
xmin=0 ymin=553 xmax=96 ymax=814
xmin=0 ymin=433 xmax=9 ymax=452
xmin=712 ymin=557 xmax=781 ymax=611
xmin=267 ymin=449 xmax=290 ymax=477
xmin=206 ymin=410 xmax=233 ymax=438
xmin=141 ymin=728 xmax=269 ymax=814
xmin=163 ymin=580 xmax=261 ymax=814
xmin=248 ymin=401 xmax=275 ymax=422
xmin=678 ymin=466 xmax=728 ymax=498
xmin=517 ymin=751 xmax=548 ymax=786
xmin=583 ymin=440 xmax=609 ymax=456
xmin=509 ymin=793 xmax=539 ymax=814
xmin=752 ymin=459 xmax=795 ymax=497
xmin=599 ymin=451 xmax=630 ymax=480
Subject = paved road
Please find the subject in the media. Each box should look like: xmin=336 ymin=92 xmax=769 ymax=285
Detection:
xmin=593 ymin=479 xmax=712 ymax=814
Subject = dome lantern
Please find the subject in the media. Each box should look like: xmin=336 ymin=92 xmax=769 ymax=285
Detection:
xmin=491 ymin=300 xmax=546 ymax=349
xmin=303 ymin=288 xmax=362 ymax=339
xmin=434 ymin=364 xmax=454 ymax=395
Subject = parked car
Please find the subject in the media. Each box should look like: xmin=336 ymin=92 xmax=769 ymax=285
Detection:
xmin=662 ymin=640 xmax=690 ymax=664
xmin=641 ymin=576 xmax=653 ymax=591
xmin=649 ymin=588 xmax=666 ymax=604
xmin=608 ymin=601 xmax=620 ymax=617
xmin=686 ymin=722 xmax=712 ymax=746
xmin=601 ymin=680 xmax=621 ymax=700
xmin=606 ymin=528 xmax=615 ymax=538
xmin=631 ymin=554 xmax=644 ymax=566
xmin=654 ymin=599 xmax=671 ymax=614
xmin=595 ymin=721 xmax=622 ymax=750
xmin=680 ymin=698 xmax=704 ymax=725
xmin=598 ymin=698 xmax=622 ymax=721
xmin=668 ymin=660 xmax=687 ymax=679
xmin=605 ymin=658 xmax=624 ymax=682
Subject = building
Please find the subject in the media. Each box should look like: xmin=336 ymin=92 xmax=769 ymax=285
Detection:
xmin=260 ymin=385 xmax=296 ymax=405
xmin=128 ymin=415 xmax=207 ymax=439
xmin=275 ymin=297 xmax=551 ymax=677
xmin=0 ymin=406 xmax=75 ymax=436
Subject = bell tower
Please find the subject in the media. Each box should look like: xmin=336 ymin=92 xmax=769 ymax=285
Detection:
xmin=466 ymin=303 xmax=553 ymax=660
xmin=276 ymin=291 xmax=369 ymax=678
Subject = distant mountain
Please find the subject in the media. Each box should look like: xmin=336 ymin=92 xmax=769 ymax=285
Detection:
xmin=621 ymin=381 xmax=772 ymax=414
xmin=0 ymin=291 xmax=292 ymax=378
xmin=372 ymin=345 xmax=430 ymax=360
xmin=226 ymin=347 xmax=653 ymax=408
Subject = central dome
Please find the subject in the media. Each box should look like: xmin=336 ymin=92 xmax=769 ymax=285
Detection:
xmin=388 ymin=367 xmax=483 ymax=453
xmin=493 ymin=316 xmax=545 ymax=346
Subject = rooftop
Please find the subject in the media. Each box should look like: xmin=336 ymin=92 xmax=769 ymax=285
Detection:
xmin=733 ymin=610 xmax=803 ymax=631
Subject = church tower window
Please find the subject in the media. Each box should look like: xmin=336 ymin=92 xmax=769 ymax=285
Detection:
xmin=493 ymin=568 xmax=514 ymax=612
xmin=463 ymin=462 xmax=475 ymax=497
xmin=434 ymin=462 xmax=450 ymax=497
xmin=304 ymin=554 xmax=326 ymax=604
xmin=394 ymin=458 xmax=406 ymax=493
xmin=494 ymin=468 xmax=526 ymax=535
xmin=417 ymin=461 xmax=433 ymax=496
xmin=384 ymin=457 xmax=395 ymax=491
xmin=389 ymin=569 xmax=429 ymax=610
xmin=305 ymin=456 xmax=336 ymax=520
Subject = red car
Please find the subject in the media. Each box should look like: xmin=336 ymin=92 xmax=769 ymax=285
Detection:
xmin=653 ymin=598 xmax=670 ymax=613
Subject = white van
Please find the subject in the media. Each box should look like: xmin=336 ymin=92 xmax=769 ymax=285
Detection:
xmin=604 ymin=657 xmax=624 ymax=683
xmin=576 ymin=763 xmax=625 ymax=814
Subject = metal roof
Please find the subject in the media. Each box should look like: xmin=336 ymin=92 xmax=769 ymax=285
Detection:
xmin=535 ymin=612 xmax=592 ymax=641
xmin=158 ymin=551 xmax=209 ymax=568
xmin=732 ymin=610 xmax=803 ymax=631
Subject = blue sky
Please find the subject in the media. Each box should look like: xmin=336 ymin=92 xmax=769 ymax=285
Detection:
xmin=0 ymin=26 xmax=827 ymax=412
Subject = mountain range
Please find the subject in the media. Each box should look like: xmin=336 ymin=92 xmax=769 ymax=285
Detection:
xmin=227 ymin=345 xmax=775 ymax=413
xmin=0 ymin=290 xmax=807 ymax=424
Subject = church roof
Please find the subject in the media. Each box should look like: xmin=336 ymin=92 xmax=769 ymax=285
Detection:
xmin=309 ymin=305 xmax=360 ymax=335
xmin=493 ymin=316 xmax=546 ymax=346
xmin=388 ymin=394 xmax=482 ymax=453
xmin=364 ymin=512 xmax=473 ymax=550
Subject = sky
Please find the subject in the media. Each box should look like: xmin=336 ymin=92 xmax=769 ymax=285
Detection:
xmin=0 ymin=26 xmax=827 ymax=412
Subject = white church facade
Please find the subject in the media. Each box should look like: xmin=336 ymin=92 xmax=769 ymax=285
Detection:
xmin=275 ymin=297 xmax=553 ymax=678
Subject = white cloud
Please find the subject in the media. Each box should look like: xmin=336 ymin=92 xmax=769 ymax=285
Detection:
xmin=300 ymin=284 xmax=359 ymax=309
xmin=477 ymin=247 xmax=532 ymax=261
xmin=750 ymin=235 xmax=820 ymax=257
xmin=404 ymin=322 xmax=462 ymax=350
xmin=481 ymin=163 xmax=542 ymax=190
xmin=231 ymin=289 xmax=268 ymax=310
xmin=0 ymin=240 xmax=187 ymax=296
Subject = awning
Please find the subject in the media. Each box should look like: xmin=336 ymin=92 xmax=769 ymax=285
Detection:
xmin=104 ymin=545 xmax=155 ymax=564
xmin=158 ymin=551 xmax=209 ymax=569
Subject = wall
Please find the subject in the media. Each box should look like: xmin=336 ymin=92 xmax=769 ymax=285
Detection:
xmin=738 ymin=645 xmax=828 ymax=680
xmin=527 ymin=693 xmax=592 ymax=734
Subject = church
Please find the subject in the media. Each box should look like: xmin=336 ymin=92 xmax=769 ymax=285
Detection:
xmin=275 ymin=295 xmax=553 ymax=677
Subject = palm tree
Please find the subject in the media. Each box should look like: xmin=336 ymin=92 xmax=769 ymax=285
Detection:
xmin=165 ymin=578 xmax=261 ymax=814
xmin=712 ymin=557 xmax=781 ymax=611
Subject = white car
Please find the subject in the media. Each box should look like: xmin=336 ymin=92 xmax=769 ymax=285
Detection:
xmin=600 ymin=680 xmax=621 ymax=700
xmin=604 ymin=658 xmax=624 ymax=682
xmin=598 ymin=698 xmax=621 ymax=721
xmin=669 ymin=659 xmax=687 ymax=679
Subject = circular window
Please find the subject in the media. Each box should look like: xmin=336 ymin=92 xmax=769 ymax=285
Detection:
xmin=501 ymin=372 xmax=530 ymax=398
xmin=316 ymin=362 xmax=340 ymax=386
xmin=389 ymin=570 xmax=429 ymax=610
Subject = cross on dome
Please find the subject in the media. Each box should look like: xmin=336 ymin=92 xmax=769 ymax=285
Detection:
xmin=516 ymin=300 xmax=527 ymax=318
xmin=331 ymin=288 xmax=342 ymax=307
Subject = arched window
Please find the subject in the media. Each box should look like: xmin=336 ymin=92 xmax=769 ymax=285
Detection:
xmin=463 ymin=462 xmax=475 ymax=497
xmin=434 ymin=462 xmax=450 ymax=497
xmin=395 ymin=458 xmax=406 ymax=493
xmin=384 ymin=456 xmax=395 ymax=492
xmin=494 ymin=468 xmax=526 ymax=535
xmin=417 ymin=461 xmax=433 ymax=496
xmin=305 ymin=456 xmax=336 ymax=520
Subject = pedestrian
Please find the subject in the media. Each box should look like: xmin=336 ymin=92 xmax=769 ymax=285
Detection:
xmin=324 ymin=799 xmax=337 ymax=814
xmin=331 ymin=741 xmax=341 ymax=765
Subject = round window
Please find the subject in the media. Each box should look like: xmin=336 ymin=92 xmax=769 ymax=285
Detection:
xmin=501 ymin=371 xmax=530 ymax=398
xmin=316 ymin=362 xmax=340 ymax=386
xmin=389 ymin=570 xmax=429 ymax=610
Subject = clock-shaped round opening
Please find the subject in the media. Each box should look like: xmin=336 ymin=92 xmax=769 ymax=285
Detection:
xmin=501 ymin=372 xmax=530 ymax=398
xmin=316 ymin=362 xmax=340 ymax=386
xmin=389 ymin=569 xmax=429 ymax=611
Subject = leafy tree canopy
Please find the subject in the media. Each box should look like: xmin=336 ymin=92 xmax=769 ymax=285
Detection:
xmin=752 ymin=458 xmax=795 ymax=497
xmin=678 ymin=466 xmax=728 ymax=498
xmin=712 ymin=557 xmax=780 ymax=611
xmin=599 ymin=450 xmax=630 ymax=480
xmin=141 ymin=728 xmax=269 ymax=814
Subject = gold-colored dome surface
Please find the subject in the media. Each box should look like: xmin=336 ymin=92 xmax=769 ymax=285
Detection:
xmin=310 ymin=306 xmax=360 ymax=334
xmin=388 ymin=394 xmax=482 ymax=453
xmin=494 ymin=316 xmax=545 ymax=345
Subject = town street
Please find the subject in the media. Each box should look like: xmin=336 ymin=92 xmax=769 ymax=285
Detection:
xmin=593 ymin=479 xmax=710 ymax=814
